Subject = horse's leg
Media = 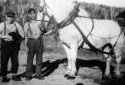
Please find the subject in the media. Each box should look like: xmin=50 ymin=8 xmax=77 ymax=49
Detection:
xmin=114 ymin=49 xmax=122 ymax=78
xmin=103 ymin=47 xmax=112 ymax=78
xmin=62 ymin=44 xmax=72 ymax=76
xmin=105 ymin=56 xmax=112 ymax=78
xmin=105 ymin=56 xmax=112 ymax=77
xmin=69 ymin=43 xmax=78 ymax=77
xmin=63 ymin=42 xmax=78 ymax=78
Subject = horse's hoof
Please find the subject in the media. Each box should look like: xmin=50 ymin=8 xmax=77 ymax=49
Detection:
xmin=64 ymin=74 xmax=69 ymax=78
xmin=113 ymin=73 xmax=122 ymax=79
xmin=66 ymin=75 xmax=76 ymax=80
xmin=102 ymin=75 xmax=112 ymax=81
xmin=12 ymin=75 xmax=21 ymax=81
xmin=64 ymin=74 xmax=76 ymax=79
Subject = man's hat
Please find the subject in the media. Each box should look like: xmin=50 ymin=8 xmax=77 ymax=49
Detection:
xmin=28 ymin=8 xmax=36 ymax=14
xmin=6 ymin=11 xmax=16 ymax=18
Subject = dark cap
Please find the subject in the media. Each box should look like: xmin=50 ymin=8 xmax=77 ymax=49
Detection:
xmin=6 ymin=11 xmax=16 ymax=18
xmin=28 ymin=8 xmax=36 ymax=14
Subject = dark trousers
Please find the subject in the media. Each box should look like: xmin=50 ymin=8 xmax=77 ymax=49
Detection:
xmin=26 ymin=36 xmax=43 ymax=77
xmin=1 ymin=40 xmax=20 ymax=76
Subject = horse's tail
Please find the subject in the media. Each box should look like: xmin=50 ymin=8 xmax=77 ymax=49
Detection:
xmin=120 ymin=31 xmax=125 ymax=64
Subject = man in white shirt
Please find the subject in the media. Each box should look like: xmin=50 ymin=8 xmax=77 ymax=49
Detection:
xmin=24 ymin=8 xmax=44 ymax=80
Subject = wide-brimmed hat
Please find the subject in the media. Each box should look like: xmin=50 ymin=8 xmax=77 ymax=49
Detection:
xmin=6 ymin=11 xmax=16 ymax=18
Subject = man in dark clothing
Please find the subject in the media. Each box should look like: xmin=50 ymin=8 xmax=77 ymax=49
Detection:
xmin=24 ymin=8 xmax=44 ymax=80
xmin=0 ymin=11 xmax=24 ymax=82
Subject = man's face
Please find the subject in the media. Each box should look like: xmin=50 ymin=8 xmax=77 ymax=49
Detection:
xmin=29 ymin=11 xmax=36 ymax=20
xmin=6 ymin=16 xmax=14 ymax=24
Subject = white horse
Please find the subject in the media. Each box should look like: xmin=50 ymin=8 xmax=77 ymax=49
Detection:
xmin=38 ymin=0 xmax=125 ymax=79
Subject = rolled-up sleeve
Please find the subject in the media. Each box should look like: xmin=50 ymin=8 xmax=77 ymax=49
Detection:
xmin=0 ymin=23 xmax=4 ymax=38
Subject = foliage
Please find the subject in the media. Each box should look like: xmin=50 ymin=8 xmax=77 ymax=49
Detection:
xmin=81 ymin=2 xmax=125 ymax=20
xmin=0 ymin=0 xmax=125 ymax=26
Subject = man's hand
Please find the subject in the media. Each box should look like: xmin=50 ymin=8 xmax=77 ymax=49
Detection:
xmin=2 ymin=35 xmax=13 ymax=41
xmin=44 ymin=30 xmax=53 ymax=36
xmin=24 ymin=38 xmax=29 ymax=52
xmin=25 ymin=47 xmax=29 ymax=52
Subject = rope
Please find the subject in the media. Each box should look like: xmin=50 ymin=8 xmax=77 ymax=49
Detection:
xmin=72 ymin=20 xmax=114 ymax=55
xmin=76 ymin=15 xmax=122 ymax=55
xmin=78 ymin=15 xmax=94 ymax=49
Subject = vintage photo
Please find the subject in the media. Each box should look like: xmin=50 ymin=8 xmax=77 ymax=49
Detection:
xmin=0 ymin=0 xmax=125 ymax=85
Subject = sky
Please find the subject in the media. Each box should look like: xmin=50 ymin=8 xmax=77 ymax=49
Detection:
xmin=75 ymin=0 xmax=125 ymax=8
xmin=1 ymin=0 xmax=125 ymax=8
xmin=41 ymin=0 xmax=125 ymax=8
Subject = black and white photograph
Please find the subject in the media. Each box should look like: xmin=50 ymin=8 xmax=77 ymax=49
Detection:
xmin=0 ymin=0 xmax=125 ymax=85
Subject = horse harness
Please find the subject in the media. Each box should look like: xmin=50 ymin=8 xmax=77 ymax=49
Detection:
xmin=42 ymin=1 xmax=122 ymax=56
xmin=57 ymin=6 xmax=122 ymax=56
xmin=71 ymin=15 xmax=122 ymax=56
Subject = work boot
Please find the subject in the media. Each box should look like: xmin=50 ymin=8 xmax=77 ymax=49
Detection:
xmin=33 ymin=75 xmax=44 ymax=80
xmin=2 ymin=76 xmax=10 ymax=82
xmin=26 ymin=76 xmax=32 ymax=81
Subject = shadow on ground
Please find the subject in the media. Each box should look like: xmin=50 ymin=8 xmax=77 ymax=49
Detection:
xmin=10 ymin=58 xmax=125 ymax=85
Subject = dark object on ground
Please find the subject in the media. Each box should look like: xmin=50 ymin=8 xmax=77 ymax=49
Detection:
xmin=25 ymin=76 xmax=32 ymax=81
xmin=2 ymin=76 xmax=10 ymax=83
xmin=33 ymin=75 xmax=44 ymax=80
xmin=8 ymin=32 xmax=24 ymax=43
xmin=12 ymin=75 xmax=22 ymax=81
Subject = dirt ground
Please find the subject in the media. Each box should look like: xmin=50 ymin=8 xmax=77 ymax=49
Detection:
xmin=0 ymin=35 xmax=125 ymax=85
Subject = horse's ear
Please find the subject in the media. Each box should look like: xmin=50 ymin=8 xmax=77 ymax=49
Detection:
xmin=78 ymin=7 xmax=89 ymax=17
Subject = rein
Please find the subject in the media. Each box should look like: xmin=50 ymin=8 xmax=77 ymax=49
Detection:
xmin=72 ymin=20 xmax=112 ymax=55
xmin=72 ymin=18 xmax=122 ymax=55
xmin=77 ymin=15 xmax=94 ymax=49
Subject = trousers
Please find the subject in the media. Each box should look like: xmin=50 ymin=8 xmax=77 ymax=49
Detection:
xmin=1 ymin=39 xmax=20 ymax=76
xmin=26 ymin=35 xmax=44 ymax=77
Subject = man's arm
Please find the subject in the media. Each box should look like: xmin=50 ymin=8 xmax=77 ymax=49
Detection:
xmin=15 ymin=22 xmax=24 ymax=38
xmin=0 ymin=22 xmax=13 ymax=41
xmin=24 ymin=23 xmax=29 ymax=52
xmin=0 ymin=23 xmax=4 ymax=38
xmin=0 ymin=23 xmax=8 ymax=39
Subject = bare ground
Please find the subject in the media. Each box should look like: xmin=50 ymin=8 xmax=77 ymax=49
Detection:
xmin=0 ymin=35 xmax=125 ymax=85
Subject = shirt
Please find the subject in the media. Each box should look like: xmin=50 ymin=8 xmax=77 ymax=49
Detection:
xmin=24 ymin=20 xmax=43 ymax=39
xmin=0 ymin=22 xmax=24 ymax=38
